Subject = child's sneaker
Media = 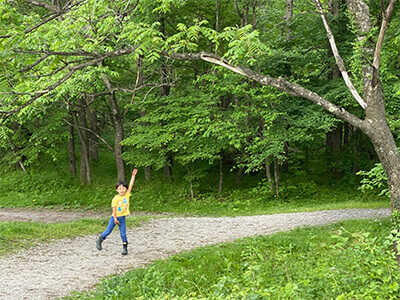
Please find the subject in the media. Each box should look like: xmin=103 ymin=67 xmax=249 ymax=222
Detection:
xmin=122 ymin=242 xmax=128 ymax=255
xmin=96 ymin=236 xmax=104 ymax=251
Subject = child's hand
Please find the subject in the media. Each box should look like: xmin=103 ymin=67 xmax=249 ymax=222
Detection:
xmin=132 ymin=168 xmax=138 ymax=176
xmin=114 ymin=218 xmax=119 ymax=225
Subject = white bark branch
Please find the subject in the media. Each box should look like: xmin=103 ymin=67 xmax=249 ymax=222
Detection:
xmin=373 ymin=0 xmax=396 ymax=78
xmin=313 ymin=0 xmax=367 ymax=109
xmin=168 ymin=52 xmax=366 ymax=130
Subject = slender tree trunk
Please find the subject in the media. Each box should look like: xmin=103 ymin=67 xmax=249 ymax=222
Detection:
xmin=283 ymin=0 xmax=293 ymax=40
xmin=236 ymin=167 xmax=243 ymax=185
xmin=215 ymin=0 xmax=220 ymax=32
xmin=218 ymin=156 xmax=223 ymax=194
xmin=110 ymin=94 xmax=126 ymax=183
xmin=326 ymin=123 xmax=343 ymax=177
xmin=282 ymin=142 xmax=289 ymax=172
xmin=135 ymin=55 xmax=152 ymax=181
xmin=67 ymin=112 xmax=76 ymax=176
xmin=186 ymin=166 xmax=194 ymax=200
xmin=265 ymin=159 xmax=274 ymax=193
xmin=160 ymin=16 xmax=173 ymax=180
xmin=352 ymin=127 xmax=360 ymax=173
xmin=343 ymin=123 xmax=350 ymax=146
xmin=74 ymin=103 xmax=91 ymax=185
xmin=103 ymin=76 xmax=126 ymax=182
xmin=85 ymin=96 xmax=99 ymax=162
xmin=274 ymin=158 xmax=279 ymax=198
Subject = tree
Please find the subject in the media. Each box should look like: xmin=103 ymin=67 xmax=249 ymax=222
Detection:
xmin=167 ymin=0 xmax=400 ymax=212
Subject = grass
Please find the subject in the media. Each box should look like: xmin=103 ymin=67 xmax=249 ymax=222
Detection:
xmin=0 ymin=216 xmax=149 ymax=257
xmin=66 ymin=218 xmax=400 ymax=300
xmin=0 ymin=168 xmax=389 ymax=217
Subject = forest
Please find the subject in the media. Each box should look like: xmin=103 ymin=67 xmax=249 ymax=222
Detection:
xmin=1 ymin=0 xmax=399 ymax=202
xmin=0 ymin=0 xmax=400 ymax=299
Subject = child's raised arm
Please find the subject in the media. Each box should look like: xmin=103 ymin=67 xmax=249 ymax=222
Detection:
xmin=127 ymin=168 xmax=138 ymax=194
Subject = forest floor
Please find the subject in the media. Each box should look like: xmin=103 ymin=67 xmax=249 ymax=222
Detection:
xmin=0 ymin=208 xmax=391 ymax=300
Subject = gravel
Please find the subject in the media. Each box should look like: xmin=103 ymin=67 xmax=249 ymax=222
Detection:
xmin=0 ymin=208 xmax=391 ymax=300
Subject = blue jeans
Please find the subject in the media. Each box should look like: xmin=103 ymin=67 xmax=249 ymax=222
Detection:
xmin=101 ymin=216 xmax=127 ymax=243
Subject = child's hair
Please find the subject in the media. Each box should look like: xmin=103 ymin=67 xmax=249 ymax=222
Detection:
xmin=116 ymin=181 xmax=128 ymax=189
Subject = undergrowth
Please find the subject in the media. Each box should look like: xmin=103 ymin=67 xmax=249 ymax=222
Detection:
xmin=0 ymin=167 xmax=388 ymax=217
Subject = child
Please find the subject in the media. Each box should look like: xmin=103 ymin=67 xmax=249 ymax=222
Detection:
xmin=96 ymin=169 xmax=138 ymax=255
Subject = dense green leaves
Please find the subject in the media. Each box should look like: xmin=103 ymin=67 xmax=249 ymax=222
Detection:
xmin=0 ymin=0 xmax=398 ymax=197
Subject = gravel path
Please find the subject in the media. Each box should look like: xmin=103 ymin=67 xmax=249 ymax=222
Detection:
xmin=0 ymin=208 xmax=170 ymax=223
xmin=0 ymin=208 xmax=391 ymax=300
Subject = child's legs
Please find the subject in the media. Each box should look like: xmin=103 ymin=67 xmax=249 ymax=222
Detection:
xmin=101 ymin=216 xmax=116 ymax=239
xmin=118 ymin=216 xmax=127 ymax=243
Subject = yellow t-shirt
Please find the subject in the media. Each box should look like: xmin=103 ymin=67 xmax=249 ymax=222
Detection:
xmin=111 ymin=192 xmax=131 ymax=217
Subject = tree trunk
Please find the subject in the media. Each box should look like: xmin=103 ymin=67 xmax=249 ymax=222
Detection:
xmin=85 ymin=96 xmax=99 ymax=162
xmin=265 ymin=159 xmax=274 ymax=193
xmin=218 ymin=156 xmax=223 ymax=194
xmin=326 ymin=123 xmax=343 ymax=177
xmin=363 ymin=98 xmax=400 ymax=211
xmin=236 ymin=167 xmax=243 ymax=185
xmin=282 ymin=141 xmax=289 ymax=172
xmin=274 ymin=158 xmax=280 ymax=198
xmin=135 ymin=55 xmax=152 ymax=181
xmin=74 ymin=103 xmax=91 ymax=185
xmin=160 ymin=16 xmax=173 ymax=180
xmin=163 ymin=163 xmax=172 ymax=179
xmin=283 ymin=0 xmax=293 ymax=40
xmin=67 ymin=112 xmax=76 ymax=176
xmin=110 ymin=94 xmax=126 ymax=183
xmin=187 ymin=166 xmax=194 ymax=200
xmin=103 ymin=76 xmax=126 ymax=183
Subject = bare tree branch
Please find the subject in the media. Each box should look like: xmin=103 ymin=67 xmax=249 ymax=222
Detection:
xmin=63 ymin=118 xmax=114 ymax=152
xmin=167 ymin=52 xmax=366 ymax=130
xmin=373 ymin=0 xmax=396 ymax=85
xmin=313 ymin=0 xmax=367 ymax=109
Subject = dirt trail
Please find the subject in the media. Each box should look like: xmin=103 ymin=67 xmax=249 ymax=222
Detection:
xmin=0 ymin=208 xmax=169 ymax=223
xmin=0 ymin=208 xmax=391 ymax=300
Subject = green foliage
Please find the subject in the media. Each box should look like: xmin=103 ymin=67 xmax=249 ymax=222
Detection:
xmin=0 ymin=163 xmax=388 ymax=217
xmin=67 ymin=219 xmax=399 ymax=300
xmin=357 ymin=163 xmax=389 ymax=197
